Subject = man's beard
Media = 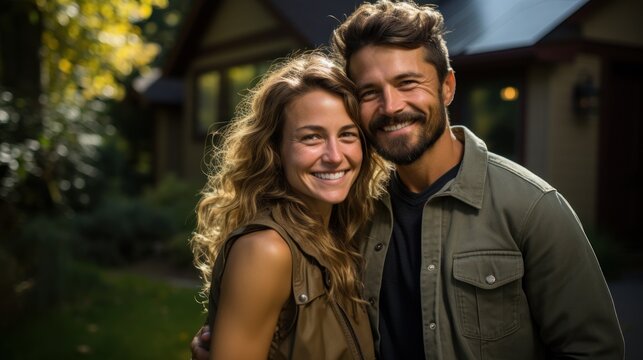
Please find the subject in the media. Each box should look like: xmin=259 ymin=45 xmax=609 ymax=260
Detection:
xmin=367 ymin=102 xmax=448 ymax=165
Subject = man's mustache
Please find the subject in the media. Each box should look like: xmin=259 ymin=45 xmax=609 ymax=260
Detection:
xmin=369 ymin=111 xmax=425 ymax=134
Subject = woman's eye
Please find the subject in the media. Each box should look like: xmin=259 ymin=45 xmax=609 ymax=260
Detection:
xmin=301 ymin=134 xmax=322 ymax=143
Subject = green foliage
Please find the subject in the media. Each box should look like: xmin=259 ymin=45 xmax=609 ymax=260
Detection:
xmin=0 ymin=267 xmax=203 ymax=360
xmin=0 ymin=1 xmax=199 ymax=339
xmin=1 ymin=0 xmax=184 ymax=212
xmin=0 ymin=245 xmax=22 ymax=321
xmin=75 ymin=196 xmax=175 ymax=265
xmin=142 ymin=174 xmax=200 ymax=266
xmin=143 ymin=174 xmax=199 ymax=232
xmin=1 ymin=216 xmax=104 ymax=326
xmin=0 ymin=175 xmax=200 ymax=322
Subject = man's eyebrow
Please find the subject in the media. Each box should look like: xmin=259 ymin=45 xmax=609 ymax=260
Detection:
xmin=356 ymin=71 xmax=425 ymax=91
xmin=393 ymin=71 xmax=424 ymax=80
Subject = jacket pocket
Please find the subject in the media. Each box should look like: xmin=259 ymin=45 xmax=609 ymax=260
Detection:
xmin=453 ymin=250 xmax=524 ymax=340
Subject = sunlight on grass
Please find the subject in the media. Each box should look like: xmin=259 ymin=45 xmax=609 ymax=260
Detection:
xmin=1 ymin=268 xmax=204 ymax=360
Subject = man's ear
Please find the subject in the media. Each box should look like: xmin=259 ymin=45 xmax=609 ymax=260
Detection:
xmin=442 ymin=70 xmax=456 ymax=106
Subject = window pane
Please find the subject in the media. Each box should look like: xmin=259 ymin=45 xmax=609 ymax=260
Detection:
xmin=196 ymin=70 xmax=220 ymax=135
xmin=227 ymin=62 xmax=271 ymax=116
xmin=461 ymin=79 xmax=522 ymax=161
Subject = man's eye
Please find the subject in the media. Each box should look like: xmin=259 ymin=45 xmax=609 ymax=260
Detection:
xmin=359 ymin=90 xmax=377 ymax=101
xmin=399 ymin=80 xmax=417 ymax=88
xmin=340 ymin=131 xmax=359 ymax=141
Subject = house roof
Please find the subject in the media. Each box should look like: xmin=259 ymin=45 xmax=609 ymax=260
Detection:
xmin=146 ymin=0 xmax=591 ymax=104
xmin=441 ymin=0 xmax=589 ymax=56
xmin=165 ymin=0 xmax=591 ymax=74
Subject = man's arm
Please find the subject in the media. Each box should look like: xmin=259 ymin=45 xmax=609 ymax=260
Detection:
xmin=520 ymin=191 xmax=624 ymax=359
xmin=190 ymin=326 xmax=210 ymax=360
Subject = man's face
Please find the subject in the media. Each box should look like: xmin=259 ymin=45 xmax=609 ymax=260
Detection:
xmin=349 ymin=45 xmax=455 ymax=165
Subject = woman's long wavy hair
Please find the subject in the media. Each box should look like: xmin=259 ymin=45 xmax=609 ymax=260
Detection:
xmin=191 ymin=51 xmax=390 ymax=307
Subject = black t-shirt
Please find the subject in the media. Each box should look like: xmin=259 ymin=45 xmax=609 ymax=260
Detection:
xmin=378 ymin=164 xmax=460 ymax=359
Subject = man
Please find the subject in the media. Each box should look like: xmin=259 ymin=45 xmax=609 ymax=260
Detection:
xmin=192 ymin=1 xmax=624 ymax=358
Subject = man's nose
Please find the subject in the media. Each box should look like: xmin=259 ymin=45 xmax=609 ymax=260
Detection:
xmin=382 ymin=87 xmax=405 ymax=116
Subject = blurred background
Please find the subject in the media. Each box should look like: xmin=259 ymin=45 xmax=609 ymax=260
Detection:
xmin=1 ymin=0 xmax=641 ymax=359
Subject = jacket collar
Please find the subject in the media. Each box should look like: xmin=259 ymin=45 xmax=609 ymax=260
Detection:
xmin=442 ymin=126 xmax=487 ymax=209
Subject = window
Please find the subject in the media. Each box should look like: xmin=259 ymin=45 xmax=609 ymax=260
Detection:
xmin=194 ymin=61 xmax=271 ymax=137
xmin=455 ymin=77 xmax=523 ymax=161
xmin=195 ymin=71 xmax=221 ymax=136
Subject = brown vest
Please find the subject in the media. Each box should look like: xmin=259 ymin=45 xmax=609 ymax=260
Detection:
xmin=208 ymin=211 xmax=375 ymax=360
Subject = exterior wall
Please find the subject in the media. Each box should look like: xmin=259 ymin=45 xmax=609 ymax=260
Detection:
xmin=582 ymin=0 xmax=643 ymax=47
xmin=524 ymin=65 xmax=550 ymax=180
xmin=178 ymin=0 xmax=302 ymax=184
xmin=525 ymin=54 xmax=601 ymax=228
xmin=524 ymin=0 xmax=643 ymax=229
xmin=154 ymin=107 xmax=183 ymax=180
xmin=201 ymin=0 xmax=278 ymax=46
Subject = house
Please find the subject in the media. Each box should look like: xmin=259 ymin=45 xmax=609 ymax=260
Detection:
xmin=138 ymin=0 xmax=643 ymax=249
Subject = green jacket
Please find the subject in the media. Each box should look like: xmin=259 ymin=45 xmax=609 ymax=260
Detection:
xmin=362 ymin=126 xmax=624 ymax=359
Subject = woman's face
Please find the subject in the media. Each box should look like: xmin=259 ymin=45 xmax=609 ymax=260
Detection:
xmin=280 ymin=89 xmax=363 ymax=217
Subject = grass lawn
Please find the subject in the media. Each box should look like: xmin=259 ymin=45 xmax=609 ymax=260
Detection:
xmin=1 ymin=266 xmax=205 ymax=360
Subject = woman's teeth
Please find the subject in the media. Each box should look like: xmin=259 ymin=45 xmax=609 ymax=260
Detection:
xmin=314 ymin=171 xmax=346 ymax=180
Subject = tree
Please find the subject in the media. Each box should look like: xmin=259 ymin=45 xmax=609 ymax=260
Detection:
xmin=0 ymin=0 xmax=169 ymax=214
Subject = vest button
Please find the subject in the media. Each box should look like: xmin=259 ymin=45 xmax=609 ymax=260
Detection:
xmin=374 ymin=243 xmax=384 ymax=251
xmin=298 ymin=294 xmax=309 ymax=303
xmin=368 ymin=297 xmax=376 ymax=306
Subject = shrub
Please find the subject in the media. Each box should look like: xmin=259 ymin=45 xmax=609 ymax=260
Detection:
xmin=142 ymin=174 xmax=200 ymax=233
xmin=0 ymin=215 xmax=104 ymax=328
xmin=75 ymin=196 xmax=175 ymax=265
xmin=142 ymin=175 xmax=201 ymax=267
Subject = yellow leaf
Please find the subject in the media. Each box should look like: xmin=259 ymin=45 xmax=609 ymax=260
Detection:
xmin=58 ymin=58 xmax=72 ymax=74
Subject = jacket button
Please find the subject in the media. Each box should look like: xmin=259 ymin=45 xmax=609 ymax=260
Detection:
xmin=374 ymin=243 xmax=384 ymax=251
xmin=485 ymin=274 xmax=496 ymax=285
xmin=298 ymin=294 xmax=309 ymax=303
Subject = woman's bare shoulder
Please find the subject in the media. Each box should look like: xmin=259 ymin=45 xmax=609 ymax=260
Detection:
xmin=228 ymin=229 xmax=291 ymax=269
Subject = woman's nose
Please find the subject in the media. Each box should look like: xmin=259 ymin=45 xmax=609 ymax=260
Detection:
xmin=321 ymin=139 xmax=342 ymax=164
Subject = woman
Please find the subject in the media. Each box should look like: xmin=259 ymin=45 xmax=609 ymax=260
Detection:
xmin=190 ymin=52 xmax=389 ymax=360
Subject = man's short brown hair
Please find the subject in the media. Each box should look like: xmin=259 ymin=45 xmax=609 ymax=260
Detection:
xmin=331 ymin=0 xmax=451 ymax=82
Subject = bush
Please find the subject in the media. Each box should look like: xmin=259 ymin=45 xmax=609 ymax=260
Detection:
xmin=0 ymin=215 xmax=105 ymax=328
xmin=142 ymin=175 xmax=200 ymax=267
xmin=0 ymin=245 xmax=22 ymax=324
xmin=75 ymin=196 xmax=175 ymax=265
xmin=142 ymin=174 xmax=200 ymax=233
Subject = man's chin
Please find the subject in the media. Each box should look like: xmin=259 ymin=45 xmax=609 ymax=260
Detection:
xmin=374 ymin=142 xmax=426 ymax=165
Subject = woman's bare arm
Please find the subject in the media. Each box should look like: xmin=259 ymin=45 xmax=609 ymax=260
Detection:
xmin=210 ymin=229 xmax=292 ymax=360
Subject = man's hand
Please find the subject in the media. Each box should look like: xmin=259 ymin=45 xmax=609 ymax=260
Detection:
xmin=190 ymin=325 xmax=211 ymax=360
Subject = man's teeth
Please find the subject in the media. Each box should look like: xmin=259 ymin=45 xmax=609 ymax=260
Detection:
xmin=314 ymin=171 xmax=346 ymax=180
xmin=382 ymin=121 xmax=412 ymax=132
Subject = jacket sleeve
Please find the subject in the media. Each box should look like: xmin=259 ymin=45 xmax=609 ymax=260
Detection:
xmin=519 ymin=190 xmax=624 ymax=359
